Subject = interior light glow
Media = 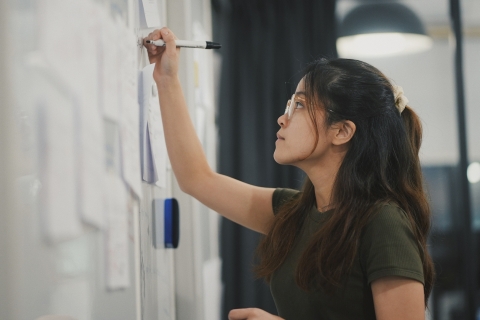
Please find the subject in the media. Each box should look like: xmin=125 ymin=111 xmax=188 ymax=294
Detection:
xmin=467 ymin=162 xmax=480 ymax=184
xmin=337 ymin=32 xmax=433 ymax=58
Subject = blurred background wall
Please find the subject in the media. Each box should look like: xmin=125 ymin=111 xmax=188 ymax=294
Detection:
xmin=212 ymin=0 xmax=337 ymax=317
xmin=212 ymin=1 xmax=480 ymax=319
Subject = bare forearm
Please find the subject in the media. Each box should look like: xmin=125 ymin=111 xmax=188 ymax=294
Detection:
xmin=156 ymin=76 xmax=212 ymax=192
xmin=143 ymin=28 xmax=276 ymax=234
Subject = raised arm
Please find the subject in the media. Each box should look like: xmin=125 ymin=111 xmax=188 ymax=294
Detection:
xmin=143 ymin=27 xmax=275 ymax=234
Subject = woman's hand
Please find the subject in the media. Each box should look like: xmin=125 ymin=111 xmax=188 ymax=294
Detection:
xmin=228 ymin=308 xmax=284 ymax=320
xmin=143 ymin=27 xmax=180 ymax=83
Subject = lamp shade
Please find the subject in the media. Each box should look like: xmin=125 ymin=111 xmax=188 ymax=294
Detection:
xmin=337 ymin=3 xmax=433 ymax=58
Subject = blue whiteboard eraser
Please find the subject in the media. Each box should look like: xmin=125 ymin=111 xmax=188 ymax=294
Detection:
xmin=164 ymin=198 xmax=180 ymax=249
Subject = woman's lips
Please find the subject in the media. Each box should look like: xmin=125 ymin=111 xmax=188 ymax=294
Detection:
xmin=277 ymin=133 xmax=285 ymax=140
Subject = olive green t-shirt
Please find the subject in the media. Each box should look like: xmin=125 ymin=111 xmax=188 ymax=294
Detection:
xmin=270 ymin=188 xmax=424 ymax=320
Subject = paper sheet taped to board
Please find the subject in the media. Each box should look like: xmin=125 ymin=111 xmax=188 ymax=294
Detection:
xmin=37 ymin=83 xmax=82 ymax=243
xmin=140 ymin=63 xmax=168 ymax=188
xmin=119 ymin=26 xmax=143 ymax=198
xmin=141 ymin=0 xmax=162 ymax=28
xmin=105 ymin=175 xmax=130 ymax=290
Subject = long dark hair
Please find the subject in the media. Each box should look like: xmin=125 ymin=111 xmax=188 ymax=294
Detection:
xmin=255 ymin=58 xmax=435 ymax=302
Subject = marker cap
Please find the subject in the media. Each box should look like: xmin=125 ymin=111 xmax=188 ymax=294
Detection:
xmin=206 ymin=41 xmax=221 ymax=49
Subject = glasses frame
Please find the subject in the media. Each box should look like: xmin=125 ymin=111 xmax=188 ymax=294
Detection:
xmin=284 ymin=93 xmax=308 ymax=120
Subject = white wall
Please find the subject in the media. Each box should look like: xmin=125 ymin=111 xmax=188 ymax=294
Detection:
xmin=0 ymin=0 xmax=20 ymax=318
xmin=359 ymin=36 xmax=480 ymax=165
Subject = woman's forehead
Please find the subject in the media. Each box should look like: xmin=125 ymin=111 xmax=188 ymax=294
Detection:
xmin=295 ymin=78 xmax=305 ymax=92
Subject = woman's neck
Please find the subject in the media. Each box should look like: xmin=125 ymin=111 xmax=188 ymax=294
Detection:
xmin=304 ymin=157 xmax=343 ymax=212
xmin=312 ymin=171 xmax=336 ymax=211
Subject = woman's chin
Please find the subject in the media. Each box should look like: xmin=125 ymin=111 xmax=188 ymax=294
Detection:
xmin=273 ymin=151 xmax=282 ymax=164
xmin=273 ymin=151 xmax=290 ymax=165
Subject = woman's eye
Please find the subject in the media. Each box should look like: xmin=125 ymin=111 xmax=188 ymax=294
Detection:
xmin=295 ymin=101 xmax=304 ymax=109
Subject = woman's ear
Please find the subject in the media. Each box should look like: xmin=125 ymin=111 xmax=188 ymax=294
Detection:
xmin=331 ymin=120 xmax=356 ymax=146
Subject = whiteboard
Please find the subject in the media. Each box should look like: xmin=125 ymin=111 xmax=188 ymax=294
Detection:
xmin=0 ymin=0 xmax=220 ymax=319
xmin=1 ymin=0 xmax=171 ymax=319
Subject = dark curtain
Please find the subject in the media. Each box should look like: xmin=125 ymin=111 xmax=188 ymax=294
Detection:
xmin=212 ymin=0 xmax=337 ymax=317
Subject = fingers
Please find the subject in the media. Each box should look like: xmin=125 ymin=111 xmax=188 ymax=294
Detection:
xmin=228 ymin=308 xmax=248 ymax=320
xmin=228 ymin=308 xmax=260 ymax=320
xmin=143 ymin=31 xmax=160 ymax=55
xmin=143 ymin=30 xmax=160 ymax=45
xmin=143 ymin=27 xmax=178 ymax=56
xmin=159 ymin=27 xmax=179 ymax=56
xmin=228 ymin=308 xmax=283 ymax=320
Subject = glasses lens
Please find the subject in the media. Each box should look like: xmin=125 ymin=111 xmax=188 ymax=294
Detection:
xmin=288 ymin=94 xmax=295 ymax=119
xmin=285 ymin=101 xmax=290 ymax=117
xmin=284 ymin=94 xmax=296 ymax=120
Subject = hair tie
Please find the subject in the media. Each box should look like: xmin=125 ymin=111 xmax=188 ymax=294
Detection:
xmin=392 ymin=85 xmax=409 ymax=114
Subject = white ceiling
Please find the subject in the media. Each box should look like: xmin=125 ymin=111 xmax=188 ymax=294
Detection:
xmin=337 ymin=0 xmax=480 ymax=29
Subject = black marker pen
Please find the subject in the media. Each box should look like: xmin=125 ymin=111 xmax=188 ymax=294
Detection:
xmin=145 ymin=39 xmax=221 ymax=49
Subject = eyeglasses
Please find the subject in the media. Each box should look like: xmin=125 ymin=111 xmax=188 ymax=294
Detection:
xmin=284 ymin=94 xmax=306 ymax=120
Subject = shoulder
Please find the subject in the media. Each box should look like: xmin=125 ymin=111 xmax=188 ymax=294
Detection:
xmin=272 ymin=188 xmax=300 ymax=215
xmin=365 ymin=203 xmax=412 ymax=232
xmin=360 ymin=203 xmax=424 ymax=285
xmin=362 ymin=203 xmax=416 ymax=250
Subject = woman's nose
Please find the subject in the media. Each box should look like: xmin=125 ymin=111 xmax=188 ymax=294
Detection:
xmin=278 ymin=113 xmax=287 ymax=127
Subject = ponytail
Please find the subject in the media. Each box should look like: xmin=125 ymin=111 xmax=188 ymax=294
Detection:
xmin=401 ymin=106 xmax=436 ymax=300
xmin=401 ymin=106 xmax=423 ymax=156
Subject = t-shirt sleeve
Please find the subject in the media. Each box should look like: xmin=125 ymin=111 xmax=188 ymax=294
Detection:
xmin=360 ymin=204 xmax=424 ymax=285
xmin=272 ymin=188 xmax=300 ymax=215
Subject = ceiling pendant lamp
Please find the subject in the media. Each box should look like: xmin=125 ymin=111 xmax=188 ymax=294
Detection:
xmin=337 ymin=3 xmax=433 ymax=58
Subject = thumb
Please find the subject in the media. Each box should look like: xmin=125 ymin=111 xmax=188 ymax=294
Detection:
xmin=160 ymin=28 xmax=177 ymax=56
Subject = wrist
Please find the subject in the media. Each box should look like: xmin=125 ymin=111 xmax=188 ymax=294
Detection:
xmin=155 ymin=74 xmax=180 ymax=89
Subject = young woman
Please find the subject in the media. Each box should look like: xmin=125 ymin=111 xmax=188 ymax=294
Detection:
xmin=144 ymin=27 xmax=434 ymax=320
